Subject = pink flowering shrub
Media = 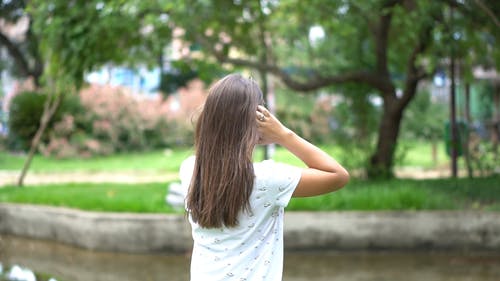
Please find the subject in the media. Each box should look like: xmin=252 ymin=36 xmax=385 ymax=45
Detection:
xmin=52 ymin=114 xmax=75 ymax=137
xmin=39 ymin=80 xmax=206 ymax=158
xmin=41 ymin=137 xmax=78 ymax=158
xmin=79 ymin=84 xmax=170 ymax=152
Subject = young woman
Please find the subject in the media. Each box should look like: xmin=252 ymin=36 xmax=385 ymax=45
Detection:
xmin=180 ymin=74 xmax=349 ymax=281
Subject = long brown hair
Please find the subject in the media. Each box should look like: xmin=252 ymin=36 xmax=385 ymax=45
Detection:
xmin=187 ymin=74 xmax=264 ymax=228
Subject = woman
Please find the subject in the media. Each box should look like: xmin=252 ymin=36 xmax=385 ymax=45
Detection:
xmin=180 ymin=74 xmax=349 ymax=281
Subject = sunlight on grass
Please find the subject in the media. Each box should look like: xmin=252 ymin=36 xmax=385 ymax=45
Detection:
xmin=1 ymin=177 xmax=498 ymax=213
xmin=396 ymin=141 xmax=448 ymax=168
xmin=1 ymin=141 xmax=450 ymax=173
xmin=0 ymin=183 xmax=178 ymax=213
xmin=288 ymin=181 xmax=454 ymax=211
xmin=0 ymin=148 xmax=194 ymax=172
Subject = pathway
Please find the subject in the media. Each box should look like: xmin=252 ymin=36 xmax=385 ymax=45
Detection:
xmin=0 ymin=170 xmax=179 ymax=186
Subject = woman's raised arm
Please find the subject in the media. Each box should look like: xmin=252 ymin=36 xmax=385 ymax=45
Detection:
xmin=257 ymin=106 xmax=349 ymax=197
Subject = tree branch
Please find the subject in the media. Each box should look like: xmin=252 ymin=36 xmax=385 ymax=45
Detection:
xmin=0 ymin=30 xmax=31 ymax=77
xmin=374 ymin=9 xmax=392 ymax=76
xmin=473 ymin=0 xmax=500 ymax=28
xmin=398 ymin=26 xmax=433 ymax=110
xmin=201 ymin=30 xmax=395 ymax=93
xmin=192 ymin=17 xmax=396 ymax=94
xmin=373 ymin=0 xmax=402 ymax=77
xmin=25 ymin=17 xmax=43 ymax=84
xmin=219 ymin=55 xmax=393 ymax=93
xmin=442 ymin=0 xmax=499 ymax=28
xmin=349 ymin=2 xmax=377 ymax=35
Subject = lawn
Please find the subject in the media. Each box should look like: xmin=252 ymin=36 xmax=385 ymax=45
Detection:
xmin=1 ymin=141 xmax=497 ymax=213
xmin=395 ymin=141 xmax=449 ymax=168
xmin=0 ymin=177 xmax=498 ymax=213
xmin=0 ymin=182 xmax=176 ymax=213
xmin=0 ymin=148 xmax=194 ymax=173
xmin=0 ymin=141 xmax=450 ymax=173
xmin=288 ymin=176 xmax=500 ymax=212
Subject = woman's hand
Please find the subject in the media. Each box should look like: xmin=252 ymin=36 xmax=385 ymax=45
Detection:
xmin=256 ymin=106 xmax=292 ymax=145
xmin=257 ymin=107 xmax=349 ymax=197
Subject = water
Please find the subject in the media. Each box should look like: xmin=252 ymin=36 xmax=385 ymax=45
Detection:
xmin=1 ymin=235 xmax=499 ymax=281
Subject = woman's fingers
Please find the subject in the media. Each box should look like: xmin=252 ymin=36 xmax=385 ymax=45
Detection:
xmin=257 ymin=105 xmax=271 ymax=117
xmin=256 ymin=111 xmax=265 ymax=122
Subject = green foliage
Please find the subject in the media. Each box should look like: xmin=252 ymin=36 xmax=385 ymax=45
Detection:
xmin=401 ymin=90 xmax=447 ymax=141
xmin=273 ymin=88 xmax=316 ymax=141
xmin=7 ymin=91 xmax=81 ymax=151
xmin=319 ymin=85 xmax=380 ymax=170
xmin=0 ymin=135 xmax=6 ymax=151
xmin=469 ymin=135 xmax=499 ymax=177
xmin=168 ymin=0 xmax=499 ymax=179
xmin=7 ymin=91 xmax=45 ymax=150
xmin=28 ymin=0 xmax=170 ymax=87
xmin=160 ymin=59 xmax=227 ymax=95
xmin=472 ymin=81 xmax=494 ymax=122
xmin=5 ymin=0 xmax=499 ymax=178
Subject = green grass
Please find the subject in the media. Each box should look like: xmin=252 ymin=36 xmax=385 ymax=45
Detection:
xmin=0 ymin=177 xmax=498 ymax=213
xmin=0 ymin=149 xmax=194 ymax=173
xmin=288 ymin=176 xmax=500 ymax=212
xmin=0 ymin=182 xmax=176 ymax=213
xmin=262 ymin=141 xmax=450 ymax=170
xmin=396 ymin=141 xmax=449 ymax=168
xmin=1 ymin=141 xmax=496 ymax=213
xmin=0 ymin=141 xmax=452 ymax=173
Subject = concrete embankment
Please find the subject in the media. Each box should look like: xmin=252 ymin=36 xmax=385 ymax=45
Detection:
xmin=0 ymin=203 xmax=499 ymax=253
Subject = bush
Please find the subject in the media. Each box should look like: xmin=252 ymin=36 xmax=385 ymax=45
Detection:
xmin=79 ymin=85 xmax=177 ymax=153
xmin=401 ymin=90 xmax=447 ymax=142
xmin=39 ymin=84 xmax=195 ymax=158
xmin=7 ymin=91 xmax=46 ymax=150
xmin=0 ymin=134 xmax=6 ymax=151
xmin=8 ymin=85 xmax=197 ymax=158
xmin=7 ymin=91 xmax=81 ymax=151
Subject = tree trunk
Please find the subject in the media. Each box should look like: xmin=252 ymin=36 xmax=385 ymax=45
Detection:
xmin=493 ymin=83 xmax=500 ymax=164
xmin=431 ymin=139 xmax=438 ymax=167
xmin=449 ymin=38 xmax=458 ymax=178
xmin=464 ymin=82 xmax=473 ymax=178
xmin=17 ymin=93 xmax=61 ymax=187
xmin=368 ymin=100 xmax=403 ymax=179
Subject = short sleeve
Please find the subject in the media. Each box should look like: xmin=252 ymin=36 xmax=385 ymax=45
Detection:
xmin=259 ymin=160 xmax=302 ymax=208
xmin=179 ymin=155 xmax=195 ymax=190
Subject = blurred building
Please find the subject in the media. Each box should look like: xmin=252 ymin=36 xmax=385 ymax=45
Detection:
xmin=85 ymin=66 xmax=161 ymax=96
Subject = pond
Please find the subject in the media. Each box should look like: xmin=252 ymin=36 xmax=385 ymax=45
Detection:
xmin=1 ymin=235 xmax=499 ymax=281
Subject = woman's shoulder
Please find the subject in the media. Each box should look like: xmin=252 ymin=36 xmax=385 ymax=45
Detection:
xmin=253 ymin=159 xmax=276 ymax=174
xmin=180 ymin=155 xmax=196 ymax=169
xmin=254 ymin=160 xmax=302 ymax=180
xmin=179 ymin=155 xmax=196 ymax=184
xmin=254 ymin=159 xmax=300 ymax=169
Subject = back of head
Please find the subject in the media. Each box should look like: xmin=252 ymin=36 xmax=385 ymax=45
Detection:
xmin=187 ymin=74 xmax=264 ymax=228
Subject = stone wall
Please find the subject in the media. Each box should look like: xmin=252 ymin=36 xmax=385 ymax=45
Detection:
xmin=1 ymin=203 xmax=499 ymax=253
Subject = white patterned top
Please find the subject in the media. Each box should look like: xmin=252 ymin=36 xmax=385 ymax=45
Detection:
xmin=179 ymin=156 xmax=302 ymax=281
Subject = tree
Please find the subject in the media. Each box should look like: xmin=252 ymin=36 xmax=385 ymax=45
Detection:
xmin=0 ymin=0 xmax=43 ymax=84
xmin=169 ymin=0 xmax=499 ymax=178
xmin=15 ymin=0 xmax=173 ymax=186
